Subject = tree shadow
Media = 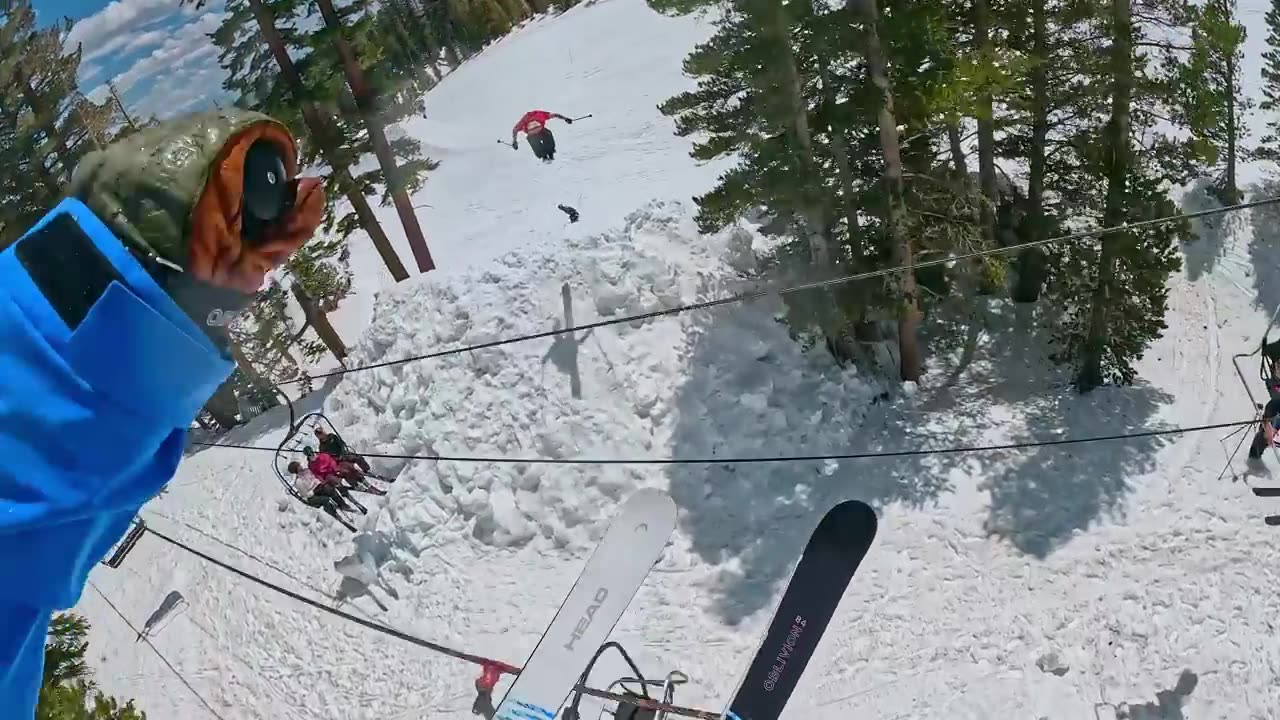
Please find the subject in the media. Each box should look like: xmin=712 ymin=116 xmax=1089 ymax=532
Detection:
xmin=182 ymin=375 xmax=343 ymax=458
xmin=1249 ymin=178 xmax=1280 ymax=314
xmin=1101 ymin=669 xmax=1198 ymax=720
xmin=668 ymin=295 xmax=1176 ymax=623
xmin=981 ymin=379 xmax=1173 ymax=558
xmin=1180 ymin=178 xmax=1230 ymax=283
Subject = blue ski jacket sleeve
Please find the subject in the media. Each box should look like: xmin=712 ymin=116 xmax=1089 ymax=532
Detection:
xmin=0 ymin=198 xmax=234 ymax=718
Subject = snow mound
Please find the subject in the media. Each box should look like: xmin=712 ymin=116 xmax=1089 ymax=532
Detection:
xmin=324 ymin=200 xmax=878 ymax=553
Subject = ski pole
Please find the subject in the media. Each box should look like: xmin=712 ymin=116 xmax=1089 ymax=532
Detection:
xmin=570 ymin=114 xmax=592 ymax=121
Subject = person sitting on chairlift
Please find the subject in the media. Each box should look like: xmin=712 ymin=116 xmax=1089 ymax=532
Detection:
xmin=304 ymin=446 xmax=385 ymax=495
xmin=314 ymin=427 xmax=371 ymax=472
xmin=1264 ymin=338 xmax=1280 ymax=400
xmin=1249 ymin=380 xmax=1280 ymax=460
xmin=288 ymin=460 xmax=365 ymax=517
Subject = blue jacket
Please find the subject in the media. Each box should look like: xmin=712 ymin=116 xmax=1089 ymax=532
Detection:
xmin=0 ymin=199 xmax=234 ymax=717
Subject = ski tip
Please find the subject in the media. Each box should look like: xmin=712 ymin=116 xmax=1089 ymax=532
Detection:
xmin=622 ymin=487 xmax=677 ymax=517
xmin=815 ymin=499 xmax=879 ymax=547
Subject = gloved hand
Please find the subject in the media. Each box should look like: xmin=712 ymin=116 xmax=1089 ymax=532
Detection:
xmin=511 ymin=139 xmax=518 ymax=150
xmin=565 ymin=117 xmax=574 ymax=124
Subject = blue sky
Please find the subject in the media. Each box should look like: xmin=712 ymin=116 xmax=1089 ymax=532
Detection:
xmin=35 ymin=0 xmax=233 ymax=119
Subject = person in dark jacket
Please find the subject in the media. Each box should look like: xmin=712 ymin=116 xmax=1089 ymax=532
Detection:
xmin=1264 ymin=338 xmax=1280 ymax=400
xmin=315 ymin=427 xmax=370 ymax=472
xmin=1250 ymin=385 xmax=1280 ymax=460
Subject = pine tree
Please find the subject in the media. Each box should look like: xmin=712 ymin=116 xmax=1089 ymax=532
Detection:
xmin=37 ymin=613 xmax=147 ymax=720
xmin=1051 ymin=0 xmax=1190 ymax=391
xmin=312 ymin=0 xmax=438 ymax=272
xmin=0 ymin=0 xmax=114 ymax=246
xmin=1182 ymin=0 xmax=1248 ymax=202
xmin=1261 ymin=0 xmax=1280 ymax=160
xmin=653 ymin=0 xmax=856 ymax=345
xmin=860 ymin=0 xmax=924 ymax=380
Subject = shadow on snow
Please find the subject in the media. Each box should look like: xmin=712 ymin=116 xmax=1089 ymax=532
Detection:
xmin=1180 ymin=178 xmax=1231 ymax=284
xmin=1249 ymin=178 xmax=1280 ymax=316
xmin=668 ymin=294 xmax=1174 ymax=623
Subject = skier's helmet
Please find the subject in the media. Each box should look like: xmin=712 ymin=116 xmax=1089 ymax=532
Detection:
xmin=302 ymin=445 xmax=315 ymax=457
xmin=287 ymin=461 xmax=302 ymax=474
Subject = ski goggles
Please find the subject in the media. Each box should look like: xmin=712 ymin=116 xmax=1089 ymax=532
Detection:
xmin=240 ymin=138 xmax=301 ymax=248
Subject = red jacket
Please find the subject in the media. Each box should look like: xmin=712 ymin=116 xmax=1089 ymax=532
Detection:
xmin=514 ymin=110 xmax=555 ymax=135
xmin=308 ymin=452 xmax=338 ymax=478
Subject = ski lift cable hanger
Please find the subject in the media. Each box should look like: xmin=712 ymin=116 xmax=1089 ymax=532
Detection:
xmin=272 ymin=195 xmax=1280 ymax=386
xmin=138 ymin=523 xmax=721 ymax=720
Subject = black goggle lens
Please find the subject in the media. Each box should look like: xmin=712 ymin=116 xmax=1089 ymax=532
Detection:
xmin=241 ymin=139 xmax=296 ymax=246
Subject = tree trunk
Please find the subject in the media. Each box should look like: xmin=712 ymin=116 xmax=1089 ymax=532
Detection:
xmin=243 ymin=0 xmax=411 ymax=282
xmin=819 ymin=56 xmax=862 ymax=262
xmin=1226 ymin=52 xmax=1238 ymax=202
xmin=1014 ymin=0 xmax=1050 ymax=303
xmin=857 ymin=0 xmax=921 ymax=381
xmin=973 ymin=0 xmax=999 ymax=249
xmin=108 ymin=82 xmax=137 ymax=131
xmin=228 ymin=339 xmax=281 ymax=409
xmin=203 ymin=380 xmax=241 ymax=430
xmin=1079 ymin=0 xmax=1133 ymax=392
xmin=947 ymin=119 xmax=967 ymax=181
xmin=290 ymin=281 xmax=348 ymax=364
xmin=313 ymin=0 xmax=436 ymax=273
xmin=340 ymin=173 xmax=410 ymax=281
xmin=765 ymin=0 xmax=830 ymax=268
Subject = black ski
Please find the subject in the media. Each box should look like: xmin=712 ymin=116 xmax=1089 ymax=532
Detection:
xmin=720 ymin=500 xmax=878 ymax=720
xmin=1266 ymin=515 xmax=1280 ymax=526
xmin=1253 ymin=487 xmax=1280 ymax=497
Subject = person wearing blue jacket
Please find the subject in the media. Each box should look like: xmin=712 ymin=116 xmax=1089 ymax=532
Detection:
xmin=0 ymin=109 xmax=326 ymax=718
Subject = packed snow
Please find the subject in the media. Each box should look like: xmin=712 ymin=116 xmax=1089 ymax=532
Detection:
xmin=75 ymin=0 xmax=1280 ymax=718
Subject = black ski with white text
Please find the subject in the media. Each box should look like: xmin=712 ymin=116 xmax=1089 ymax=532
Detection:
xmin=719 ymin=499 xmax=878 ymax=720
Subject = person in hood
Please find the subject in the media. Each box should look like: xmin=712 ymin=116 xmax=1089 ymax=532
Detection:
xmin=0 ymin=109 xmax=326 ymax=718
xmin=510 ymin=110 xmax=573 ymax=162
xmin=314 ymin=426 xmax=369 ymax=472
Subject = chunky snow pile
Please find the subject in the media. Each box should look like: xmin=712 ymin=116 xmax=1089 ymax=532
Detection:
xmin=324 ymin=199 xmax=878 ymax=553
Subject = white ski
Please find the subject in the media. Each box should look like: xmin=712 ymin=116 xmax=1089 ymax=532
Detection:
xmin=494 ymin=488 xmax=677 ymax=720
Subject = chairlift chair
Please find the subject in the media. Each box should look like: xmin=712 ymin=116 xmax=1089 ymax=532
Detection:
xmin=563 ymin=641 xmax=690 ymax=720
xmin=100 ymin=518 xmax=147 ymax=569
xmin=272 ymin=410 xmax=364 ymax=529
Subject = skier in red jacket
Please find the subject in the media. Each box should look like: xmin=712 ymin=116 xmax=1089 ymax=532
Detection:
xmin=510 ymin=110 xmax=573 ymax=162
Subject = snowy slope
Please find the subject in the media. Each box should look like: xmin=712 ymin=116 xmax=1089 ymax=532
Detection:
xmin=327 ymin=0 xmax=734 ymax=339
xmin=75 ymin=0 xmax=1280 ymax=719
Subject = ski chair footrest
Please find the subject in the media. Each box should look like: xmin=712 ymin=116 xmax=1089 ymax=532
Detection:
xmin=101 ymin=519 xmax=147 ymax=568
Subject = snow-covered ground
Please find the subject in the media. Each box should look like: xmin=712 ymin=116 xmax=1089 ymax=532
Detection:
xmin=75 ymin=0 xmax=1280 ymax=718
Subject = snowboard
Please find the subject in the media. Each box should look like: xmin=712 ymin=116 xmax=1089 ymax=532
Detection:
xmin=494 ymin=488 xmax=677 ymax=720
xmin=719 ymin=500 xmax=878 ymax=720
